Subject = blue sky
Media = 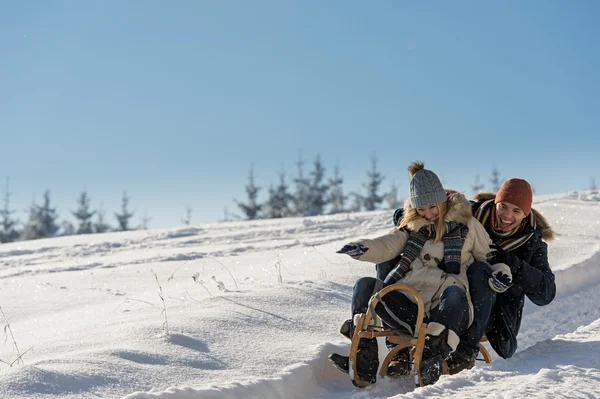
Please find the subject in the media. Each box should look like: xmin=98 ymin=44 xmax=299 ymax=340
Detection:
xmin=1 ymin=1 xmax=599 ymax=229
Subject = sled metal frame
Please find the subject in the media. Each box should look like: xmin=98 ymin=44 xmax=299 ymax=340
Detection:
xmin=347 ymin=283 xmax=492 ymax=388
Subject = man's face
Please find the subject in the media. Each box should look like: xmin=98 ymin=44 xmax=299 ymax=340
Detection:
xmin=416 ymin=205 xmax=440 ymax=221
xmin=495 ymin=202 xmax=526 ymax=232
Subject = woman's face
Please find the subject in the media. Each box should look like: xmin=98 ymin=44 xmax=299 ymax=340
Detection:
xmin=416 ymin=205 xmax=440 ymax=221
xmin=495 ymin=202 xmax=526 ymax=232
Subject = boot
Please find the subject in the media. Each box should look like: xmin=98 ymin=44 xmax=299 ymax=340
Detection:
xmin=328 ymin=338 xmax=379 ymax=384
xmin=328 ymin=353 xmax=349 ymax=374
xmin=387 ymin=347 xmax=412 ymax=377
xmin=446 ymin=343 xmax=478 ymax=375
xmin=339 ymin=319 xmax=352 ymax=340
xmin=419 ymin=323 xmax=459 ymax=386
xmin=356 ymin=338 xmax=379 ymax=384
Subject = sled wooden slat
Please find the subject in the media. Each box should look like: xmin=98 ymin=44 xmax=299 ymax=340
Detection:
xmin=349 ymin=283 xmax=426 ymax=388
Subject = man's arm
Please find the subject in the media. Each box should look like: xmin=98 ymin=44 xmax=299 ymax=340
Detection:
xmin=511 ymin=241 xmax=556 ymax=306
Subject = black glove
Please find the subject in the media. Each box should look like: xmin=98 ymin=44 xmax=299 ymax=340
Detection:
xmin=337 ymin=243 xmax=369 ymax=258
xmin=436 ymin=258 xmax=460 ymax=274
xmin=487 ymin=244 xmax=512 ymax=265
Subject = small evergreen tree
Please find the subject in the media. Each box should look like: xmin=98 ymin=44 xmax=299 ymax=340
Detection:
xmin=93 ymin=202 xmax=111 ymax=233
xmin=307 ymin=155 xmax=329 ymax=216
xmin=140 ymin=211 xmax=151 ymax=230
xmin=363 ymin=154 xmax=385 ymax=211
xmin=327 ymin=163 xmax=346 ymax=214
xmin=0 ymin=178 xmax=20 ymax=243
xmin=489 ymin=166 xmax=502 ymax=192
xmin=21 ymin=190 xmax=59 ymax=240
xmin=72 ymin=191 xmax=95 ymax=234
xmin=292 ymin=153 xmax=310 ymax=216
xmin=182 ymin=206 xmax=192 ymax=225
xmin=472 ymin=174 xmax=485 ymax=197
xmin=590 ymin=177 xmax=597 ymax=192
xmin=115 ymin=191 xmax=134 ymax=231
xmin=39 ymin=191 xmax=60 ymax=237
xmin=235 ymin=165 xmax=262 ymax=220
xmin=265 ymin=170 xmax=293 ymax=218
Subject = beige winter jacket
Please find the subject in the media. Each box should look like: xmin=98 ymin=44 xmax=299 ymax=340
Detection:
xmin=354 ymin=191 xmax=492 ymax=325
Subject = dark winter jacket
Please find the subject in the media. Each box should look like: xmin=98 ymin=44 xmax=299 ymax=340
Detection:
xmin=391 ymin=193 xmax=556 ymax=358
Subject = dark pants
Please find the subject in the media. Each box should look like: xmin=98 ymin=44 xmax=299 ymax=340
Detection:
xmin=376 ymin=258 xmax=498 ymax=353
xmin=458 ymin=261 xmax=497 ymax=352
xmin=352 ymin=276 xmax=470 ymax=337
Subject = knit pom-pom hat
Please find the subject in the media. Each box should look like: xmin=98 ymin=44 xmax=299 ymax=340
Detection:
xmin=408 ymin=161 xmax=446 ymax=208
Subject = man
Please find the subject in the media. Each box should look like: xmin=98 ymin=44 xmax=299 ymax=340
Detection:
xmin=388 ymin=178 xmax=556 ymax=373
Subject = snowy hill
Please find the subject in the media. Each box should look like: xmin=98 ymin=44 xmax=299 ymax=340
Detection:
xmin=0 ymin=193 xmax=599 ymax=399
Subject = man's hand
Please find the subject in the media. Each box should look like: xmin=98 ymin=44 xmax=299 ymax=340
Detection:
xmin=336 ymin=243 xmax=369 ymax=259
xmin=487 ymin=263 xmax=513 ymax=293
xmin=487 ymin=244 xmax=511 ymax=266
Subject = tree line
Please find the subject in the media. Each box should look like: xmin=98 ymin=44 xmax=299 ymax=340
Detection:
xmin=0 ymin=179 xmax=138 ymax=243
xmin=233 ymin=154 xmax=397 ymax=221
xmin=233 ymin=155 xmax=518 ymax=221
xmin=4 ymin=162 xmax=594 ymax=242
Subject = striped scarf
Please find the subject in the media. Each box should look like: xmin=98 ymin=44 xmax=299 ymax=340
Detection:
xmin=385 ymin=221 xmax=469 ymax=285
xmin=474 ymin=199 xmax=535 ymax=251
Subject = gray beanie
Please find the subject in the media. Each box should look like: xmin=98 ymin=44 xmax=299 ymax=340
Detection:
xmin=408 ymin=163 xmax=446 ymax=208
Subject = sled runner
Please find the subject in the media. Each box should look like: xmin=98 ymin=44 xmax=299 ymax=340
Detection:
xmin=344 ymin=283 xmax=492 ymax=388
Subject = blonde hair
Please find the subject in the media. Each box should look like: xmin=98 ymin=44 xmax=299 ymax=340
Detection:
xmin=398 ymin=202 xmax=448 ymax=242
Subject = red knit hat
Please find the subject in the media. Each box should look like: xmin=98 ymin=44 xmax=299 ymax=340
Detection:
xmin=495 ymin=178 xmax=533 ymax=216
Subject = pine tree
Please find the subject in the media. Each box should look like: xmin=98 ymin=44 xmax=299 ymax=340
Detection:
xmin=292 ymin=153 xmax=310 ymax=216
xmin=115 ymin=191 xmax=134 ymax=231
xmin=21 ymin=190 xmax=59 ymax=240
xmin=0 ymin=178 xmax=20 ymax=243
xmin=472 ymin=174 xmax=485 ymax=197
xmin=489 ymin=166 xmax=502 ymax=192
xmin=327 ymin=163 xmax=346 ymax=214
xmin=385 ymin=180 xmax=401 ymax=210
xmin=72 ymin=191 xmax=95 ymax=234
xmin=182 ymin=206 xmax=192 ymax=225
xmin=140 ymin=211 xmax=151 ymax=230
xmin=363 ymin=154 xmax=385 ymax=211
xmin=265 ymin=170 xmax=293 ymax=218
xmin=235 ymin=165 xmax=262 ymax=220
xmin=307 ymin=155 xmax=329 ymax=216
xmin=94 ymin=202 xmax=111 ymax=233
xmin=590 ymin=177 xmax=597 ymax=192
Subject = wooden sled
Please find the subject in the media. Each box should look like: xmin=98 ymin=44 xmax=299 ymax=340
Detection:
xmin=347 ymin=283 xmax=493 ymax=388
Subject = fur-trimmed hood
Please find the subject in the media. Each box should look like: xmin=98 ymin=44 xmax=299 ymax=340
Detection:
xmin=473 ymin=192 xmax=554 ymax=241
xmin=403 ymin=190 xmax=472 ymax=231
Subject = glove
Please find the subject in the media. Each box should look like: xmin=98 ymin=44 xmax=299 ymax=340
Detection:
xmin=487 ymin=244 xmax=512 ymax=267
xmin=487 ymin=244 xmax=522 ymax=274
xmin=436 ymin=258 xmax=460 ymax=274
xmin=487 ymin=263 xmax=513 ymax=293
xmin=336 ymin=243 xmax=369 ymax=259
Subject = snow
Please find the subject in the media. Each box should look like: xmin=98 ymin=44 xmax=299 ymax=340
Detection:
xmin=0 ymin=193 xmax=599 ymax=398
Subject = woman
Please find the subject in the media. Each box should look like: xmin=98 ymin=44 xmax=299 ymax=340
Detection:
xmin=329 ymin=162 xmax=504 ymax=386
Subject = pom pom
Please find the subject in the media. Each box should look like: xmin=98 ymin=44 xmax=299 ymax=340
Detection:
xmin=408 ymin=161 xmax=425 ymax=178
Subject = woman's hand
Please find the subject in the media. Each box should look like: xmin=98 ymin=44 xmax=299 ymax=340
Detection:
xmin=336 ymin=243 xmax=369 ymax=259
